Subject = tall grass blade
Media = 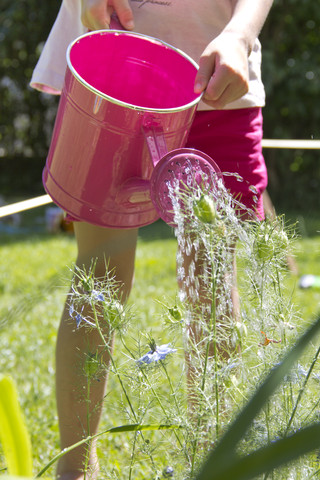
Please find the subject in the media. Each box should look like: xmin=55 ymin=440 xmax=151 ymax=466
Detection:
xmin=196 ymin=315 xmax=320 ymax=480
xmin=0 ymin=375 xmax=33 ymax=476
xmin=205 ymin=423 xmax=320 ymax=480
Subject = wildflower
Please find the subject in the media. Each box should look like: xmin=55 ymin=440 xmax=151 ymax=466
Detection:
xmin=69 ymin=303 xmax=95 ymax=328
xmin=69 ymin=303 xmax=75 ymax=317
xmin=75 ymin=313 xmax=83 ymax=328
xmin=69 ymin=303 xmax=81 ymax=327
xmin=137 ymin=343 xmax=177 ymax=366
xmin=163 ymin=466 xmax=174 ymax=478
xmin=92 ymin=289 xmax=105 ymax=302
xmin=259 ymin=331 xmax=281 ymax=347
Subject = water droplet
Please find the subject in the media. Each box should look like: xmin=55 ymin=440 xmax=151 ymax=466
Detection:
xmin=249 ymin=185 xmax=259 ymax=195
xmin=235 ymin=173 xmax=244 ymax=182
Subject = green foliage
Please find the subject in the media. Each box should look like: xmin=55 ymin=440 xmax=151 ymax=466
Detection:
xmin=261 ymin=0 xmax=320 ymax=138
xmin=260 ymin=0 xmax=320 ymax=210
xmin=0 ymin=0 xmax=60 ymax=194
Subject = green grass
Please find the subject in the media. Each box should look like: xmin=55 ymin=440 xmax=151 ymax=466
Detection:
xmin=0 ymin=211 xmax=320 ymax=478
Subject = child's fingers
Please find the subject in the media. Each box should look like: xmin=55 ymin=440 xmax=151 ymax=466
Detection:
xmin=81 ymin=0 xmax=134 ymax=30
xmin=81 ymin=0 xmax=110 ymax=30
xmin=111 ymin=0 xmax=134 ymax=30
xmin=202 ymin=63 xmax=248 ymax=108
xmin=194 ymin=51 xmax=216 ymax=94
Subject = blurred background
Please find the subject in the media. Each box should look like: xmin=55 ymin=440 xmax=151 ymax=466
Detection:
xmin=0 ymin=0 xmax=319 ymax=214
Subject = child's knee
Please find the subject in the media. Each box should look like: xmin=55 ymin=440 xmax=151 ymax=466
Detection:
xmin=73 ymin=223 xmax=138 ymax=297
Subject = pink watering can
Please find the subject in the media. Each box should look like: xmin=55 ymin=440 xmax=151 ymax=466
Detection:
xmin=43 ymin=29 xmax=220 ymax=228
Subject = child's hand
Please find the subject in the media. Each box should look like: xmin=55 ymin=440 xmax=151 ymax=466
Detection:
xmin=81 ymin=0 xmax=134 ymax=31
xmin=194 ymin=31 xmax=250 ymax=109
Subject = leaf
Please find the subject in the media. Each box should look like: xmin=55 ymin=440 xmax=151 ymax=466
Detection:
xmin=206 ymin=423 xmax=320 ymax=480
xmin=0 ymin=375 xmax=33 ymax=476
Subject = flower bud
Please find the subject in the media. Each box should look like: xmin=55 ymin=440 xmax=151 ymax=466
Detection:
xmin=168 ymin=305 xmax=182 ymax=321
xmin=84 ymin=353 xmax=100 ymax=378
xmin=274 ymin=230 xmax=289 ymax=252
xmin=255 ymin=237 xmax=274 ymax=260
xmin=193 ymin=194 xmax=216 ymax=224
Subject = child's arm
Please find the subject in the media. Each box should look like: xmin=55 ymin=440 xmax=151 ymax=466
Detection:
xmin=194 ymin=0 xmax=274 ymax=109
xmin=81 ymin=0 xmax=134 ymax=30
xmin=228 ymin=0 xmax=274 ymax=54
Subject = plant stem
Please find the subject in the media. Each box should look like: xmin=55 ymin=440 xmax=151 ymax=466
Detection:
xmin=91 ymin=302 xmax=138 ymax=424
xmin=90 ymin=302 xmax=159 ymax=475
xmin=83 ymin=376 xmax=91 ymax=480
xmin=285 ymin=344 xmax=320 ymax=436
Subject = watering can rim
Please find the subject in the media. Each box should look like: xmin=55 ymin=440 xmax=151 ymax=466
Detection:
xmin=66 ymin=29 xmax=203 ymax=113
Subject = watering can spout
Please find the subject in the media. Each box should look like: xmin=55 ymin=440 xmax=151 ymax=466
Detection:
xmin=116 ymin=147 xmax=221 ymax=227
xmin=149 ymin=149 xmax=221 ymax=226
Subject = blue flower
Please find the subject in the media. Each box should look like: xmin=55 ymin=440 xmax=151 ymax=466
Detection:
xmin=137 ymin=343 xmax=177 ymax=366
xmin=92 ymin=290 xmax=105 ymax=302
xmin=69 ymin=304 xmax=75 ymax=317
xmin=75 ymin=313 xmax=83 ymax=328
xmin=69 ymin=303 xmax=95 ymax=328
xmin=163 ymin=466 xmax=174 ymax=478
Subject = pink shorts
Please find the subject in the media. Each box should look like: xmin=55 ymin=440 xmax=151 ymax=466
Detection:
xmin=186 ymin=107 xmax=267 ymax=219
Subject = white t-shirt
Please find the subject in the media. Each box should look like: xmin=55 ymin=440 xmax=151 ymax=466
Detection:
xmin=30 ymin=0 xmax=265 ymax=110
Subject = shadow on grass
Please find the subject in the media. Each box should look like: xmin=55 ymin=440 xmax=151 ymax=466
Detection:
xmin=0 ymin=271 xmax=68 ymax=332
xmin=138 ymin=219 xmax=175 ymax=241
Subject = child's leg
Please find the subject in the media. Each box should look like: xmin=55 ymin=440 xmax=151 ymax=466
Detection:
xmin=56 ymin=222 xmax=138 ymax=479
xmin=182 ymin=108 xmax=266 ymax=446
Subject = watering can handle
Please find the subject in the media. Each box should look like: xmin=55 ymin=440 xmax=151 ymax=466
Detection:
xmin=142 ymin=124 xmax=168 ymax=167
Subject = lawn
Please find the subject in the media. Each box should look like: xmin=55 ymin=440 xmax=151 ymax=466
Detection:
xmin=0 ymin=207 xmax=320 ymax=478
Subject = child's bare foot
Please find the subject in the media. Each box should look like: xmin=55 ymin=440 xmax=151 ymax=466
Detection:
xmin=56 ymin=443 xmax=99 ymax=480
xmin=56 ymin=472 xmax=84 ymax=480
xmin=56 ymin=457 xmax=99 ymax=480
xmin=56 ymin=468 xmax=99 ymax=480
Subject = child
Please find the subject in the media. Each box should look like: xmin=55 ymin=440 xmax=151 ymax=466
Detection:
xmin=31 ymin=1 xmax=273 ymax=478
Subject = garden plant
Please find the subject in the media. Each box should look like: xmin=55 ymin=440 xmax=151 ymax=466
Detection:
xmin=1 ymin=171 xmax=320 ymax=479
